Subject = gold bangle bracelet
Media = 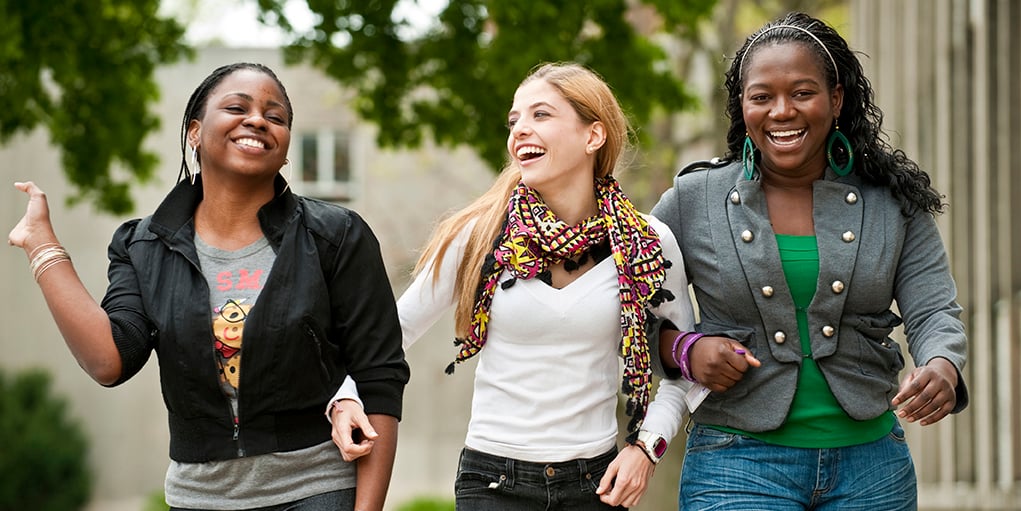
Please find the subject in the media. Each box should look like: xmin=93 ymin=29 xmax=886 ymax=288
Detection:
xmin=30 ymin=246 xmax=70 ymax=281
xmin=28 ymin=242 xmax=62 ymax=260
xmin=30 ymin=247 xmax=67 ymax=273
xmin=33 ymin=256 xmax=71 ymax=282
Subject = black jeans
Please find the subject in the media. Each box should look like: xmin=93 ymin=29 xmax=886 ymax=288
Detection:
xmin=170 ymin=488 xmax=355 ymax=511
xmin=454 ymin=446 xmax=626 ymax=511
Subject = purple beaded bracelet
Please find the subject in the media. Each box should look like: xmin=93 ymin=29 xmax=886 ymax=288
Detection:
xmin=670 ymin=331 xmax=704 ymax=383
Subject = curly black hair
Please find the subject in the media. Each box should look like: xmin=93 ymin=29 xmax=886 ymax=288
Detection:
xmin=176 ymin=62 xmax=293 ymax=183
xmin=723 ymin=12 xmax=945 ymax=215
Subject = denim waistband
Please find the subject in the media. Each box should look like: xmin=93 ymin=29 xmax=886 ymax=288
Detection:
xmin=458 ymin=446 xmax=617 ymax=489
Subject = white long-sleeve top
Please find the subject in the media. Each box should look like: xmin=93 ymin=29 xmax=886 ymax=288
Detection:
xmin=396 ymin=215 xmax=695 ymax=462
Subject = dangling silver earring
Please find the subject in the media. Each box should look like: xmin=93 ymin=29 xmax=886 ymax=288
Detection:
xmin=189 ymin=145 xmax=201 ymax=185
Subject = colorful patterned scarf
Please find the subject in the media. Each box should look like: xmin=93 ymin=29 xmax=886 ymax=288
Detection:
xmin=446 ymin=177 xmax=672 ymax=432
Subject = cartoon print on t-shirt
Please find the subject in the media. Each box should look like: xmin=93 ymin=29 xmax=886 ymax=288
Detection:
xmin=213 ymin=299 xmax=251 ymax=389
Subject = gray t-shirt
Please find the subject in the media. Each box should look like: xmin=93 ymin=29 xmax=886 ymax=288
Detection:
xmin=164 ymin=235 xmax=355 ymax=509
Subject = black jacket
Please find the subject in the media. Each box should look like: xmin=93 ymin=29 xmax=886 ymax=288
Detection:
xmin=101 ymin=176 xmax=409 ymax=462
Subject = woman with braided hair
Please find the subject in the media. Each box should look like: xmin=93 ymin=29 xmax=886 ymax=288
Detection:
xmin=10 ymin=62 xmax=409 ymax=510
xmin=651 ymin=12 xmax=968 ymax=510
xmin=387 ymin=61 xmax=694 ymax=509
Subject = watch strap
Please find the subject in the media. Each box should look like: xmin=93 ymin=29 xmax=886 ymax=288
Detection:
xmin=632 ymin=429 xmax=667 ymax=464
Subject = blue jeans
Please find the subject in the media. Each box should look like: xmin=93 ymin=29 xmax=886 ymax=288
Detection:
xmin=170 ymin=488 xmax=355 ymax=511
xmin=679 ymin=423 xmax=916 ymax=511
xmin=454 ymin=447 xmax=626 ymax=511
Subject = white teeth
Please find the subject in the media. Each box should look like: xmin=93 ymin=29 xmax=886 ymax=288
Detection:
xmin=236 ymin=138 xmax=266 ymax=149
xmin=516 ymin=146 xmax=546 ymax=159
xmin=770 ymin=129 xmax=804 ymax=138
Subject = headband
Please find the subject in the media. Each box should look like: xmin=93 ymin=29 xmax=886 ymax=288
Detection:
xmin=738 ymin=24 xmax=839 ymax=84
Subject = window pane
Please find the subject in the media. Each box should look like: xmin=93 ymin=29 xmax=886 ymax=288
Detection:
xmin=333 ymin=132 xmax=350 ymax=183
xmin=301 ymin=135 xmax=318 ymax=182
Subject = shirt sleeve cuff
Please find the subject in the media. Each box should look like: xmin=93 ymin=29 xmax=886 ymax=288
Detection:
xmin=324 ymin=375 xmax=363 ymax=424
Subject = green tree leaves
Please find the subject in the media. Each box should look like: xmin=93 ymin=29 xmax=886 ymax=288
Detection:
xmin=263 ymin=0 xmax=716 ymax=172
xmin=0 ymin=368 xmax=90 ymax=511
xmin=0 ymin=0 xmax=190 ymax=214
xmin=0 ymin=0 xmax=720 ymax=213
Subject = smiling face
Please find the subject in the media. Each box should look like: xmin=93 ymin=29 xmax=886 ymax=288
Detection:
xmin=742 ymin=42 xmax=843 ymax=179
xmin=506 ymin=79 xmax=604 ymax=196
xmin=187 ymin=68 xmax=291 ymax=181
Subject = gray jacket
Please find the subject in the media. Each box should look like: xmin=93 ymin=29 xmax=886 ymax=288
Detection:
xmin=651 ymin=161 xmax=968 ymax=432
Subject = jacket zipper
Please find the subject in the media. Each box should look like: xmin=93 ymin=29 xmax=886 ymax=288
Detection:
xmin=229 ymin=367 xmax=245 ymax=457
xmin=233 ymin=415 xmax=244 ymax=457
xmin=178 ymin=242 xmax=248 ymax=457
xmin=227 ymin=386 xmax=245 ymax=457
xmin=212 ymin=310 xmax=245 ymax=457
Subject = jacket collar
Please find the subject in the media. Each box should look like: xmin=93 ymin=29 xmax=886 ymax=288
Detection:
xmin=149 ymin=174 xmax=298 ymax=249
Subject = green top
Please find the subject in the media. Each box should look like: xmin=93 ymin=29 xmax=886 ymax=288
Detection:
xmin=714 ymin=234 xmax=893 ymax=447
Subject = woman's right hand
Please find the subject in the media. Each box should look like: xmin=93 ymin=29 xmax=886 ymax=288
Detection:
xmin=9 ymin=181 xmax=58 ymax=252
xmin=10 ymin=181 xmax=124 ymax=385
xmin=690 ymin=336 xmax=761 ymax=392
xmin=330 ymin=399 xmax=378 ymax=462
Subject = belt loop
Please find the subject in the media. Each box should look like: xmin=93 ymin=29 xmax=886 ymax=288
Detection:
xmin=503 ymin=456 xmax=515 ymax=489
xmin=577 ymin=456 xmax=591 ymax=490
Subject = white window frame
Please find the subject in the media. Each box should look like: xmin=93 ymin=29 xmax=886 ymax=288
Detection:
xmin=289 ymin=128 xmax=354 ymax=201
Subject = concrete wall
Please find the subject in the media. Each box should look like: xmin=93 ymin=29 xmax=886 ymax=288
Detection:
xmin=852 ymin=0 xmax=1021 ymax=508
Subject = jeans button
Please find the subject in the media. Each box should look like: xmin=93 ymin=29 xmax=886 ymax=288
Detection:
xmin=545 ymin=466 xmax=555 ymax=477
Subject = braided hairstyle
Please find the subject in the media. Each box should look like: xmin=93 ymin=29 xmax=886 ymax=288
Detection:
xmin=723 ymin=12 xmax=945 ymax=215
xmin=176 ymin=62 xmax=294 ymax=183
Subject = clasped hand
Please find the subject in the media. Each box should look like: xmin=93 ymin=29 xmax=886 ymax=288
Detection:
xmin=330 ymin=399 xmax=378 ymax=461
xmin=688 ymin=336 xmax=761 ymax=393
xmin=595 ymin=444 xmax=654 ymax=507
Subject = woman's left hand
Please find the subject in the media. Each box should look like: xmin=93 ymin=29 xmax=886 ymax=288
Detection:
xmin=595 ymin=445 xmax=655 ymax=507
xmin=891 ymin=357 xmax=958 ymax=426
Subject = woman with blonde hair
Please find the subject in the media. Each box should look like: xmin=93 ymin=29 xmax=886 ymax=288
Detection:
xmin=393 ymin=62 xmax=694 ymax=509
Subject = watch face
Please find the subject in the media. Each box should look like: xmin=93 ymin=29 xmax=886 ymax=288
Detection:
xmin=653 ymin=438 xmax=668 ymax=457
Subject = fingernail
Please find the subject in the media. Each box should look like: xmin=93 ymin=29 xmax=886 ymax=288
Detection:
xmin=734 ymin=349 xmax=746 ymax=355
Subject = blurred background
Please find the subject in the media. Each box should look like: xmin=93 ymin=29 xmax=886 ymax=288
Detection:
xmin=1 ymin=0 xmax=1018 ymax=509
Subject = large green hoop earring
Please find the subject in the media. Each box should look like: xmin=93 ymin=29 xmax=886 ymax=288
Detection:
xmin=742 ymin=134 xmax=756 ymax=180
xmin=826 ymin=122 xmax=854 ymax=176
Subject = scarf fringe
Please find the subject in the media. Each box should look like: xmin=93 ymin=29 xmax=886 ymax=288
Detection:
xmin=626 ymin=405 xmax=646 ymax=433
xmin=649 ymin=288 xmax=675 ymax=308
